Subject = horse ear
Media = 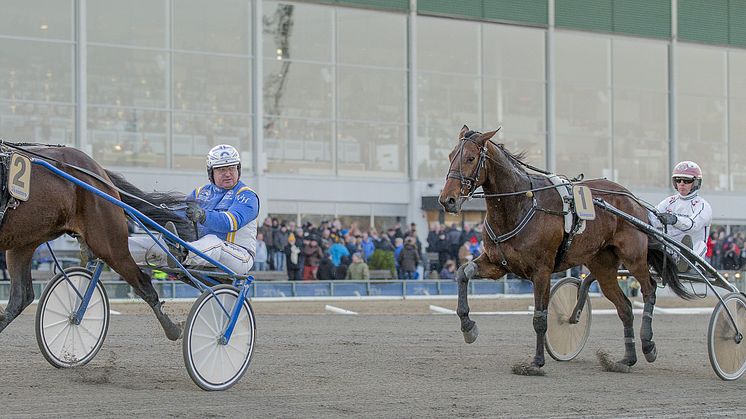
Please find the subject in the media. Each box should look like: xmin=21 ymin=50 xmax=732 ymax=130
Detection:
xmin=479 ymin=129 xmax=499 ymax=143
xmin=459 ymin=125 xmax=469 ymax=139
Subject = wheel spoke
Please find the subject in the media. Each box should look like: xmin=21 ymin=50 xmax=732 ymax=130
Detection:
xmin=192 ymin=339 xmax=216 ymax=355
xmin=43 ymin=318 xmax=71 ymax=329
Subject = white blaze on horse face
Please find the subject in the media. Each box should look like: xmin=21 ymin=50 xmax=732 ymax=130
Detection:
xmin=214 ymin=165 xmax=239 ymax=189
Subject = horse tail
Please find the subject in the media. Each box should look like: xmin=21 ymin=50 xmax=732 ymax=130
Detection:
xmin=647 ymin=242 xmax=694 ymax=300
xmin=105 ymin=170 xmax=197 ymax=241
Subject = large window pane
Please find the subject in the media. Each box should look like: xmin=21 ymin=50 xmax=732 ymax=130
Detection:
xmin=417 ymin=73 xmax=480 ymax=179
xmin=556 ymin=33 xmax=609 ymax=87
xmin=337 ymin=121 xmax=406 ymax=177
xmin=730 ymin=51 xmax=746 ymax=191
xmin=0 ymin=101 xmax=74 ymax=144
xmin=88 ymin=107 xmax=168 ymax=168
xmin=613 ymin=90 xmax=668 ymax=188
xmin=678 ymin=96 xmax=727 ymax=191
xmin=0 ymin=39 xmax=73 ymax=102
xmin=483 ymin=25 xmax=545 ymax=80
xmin=678 ymin=45 xmax=726 ymax=96
xmin=88 ymin=0 xmax=166 ymax=47
xmin=730 ymin=99 xmax=746 ymax=190
xmin=174 ymin=0 xmax=251 ymax=54
xmin=613 ymin=39 xmax=668 ymax=189
xmin=417 ymin=17 xmax=480 ymax=74
xmin=263 ymin=1 xmax=332 ymax=62
xmin=88 ymin=46 xmax=167 ymax=108
xmin=483 ymin=79 xmax=544 ymax=134
xmin=499 ymin=133 xmax=545 ymax=171
xmin=174 ymin=53 xmax=251 ymax=113
xmin=337 ymin=8 xmax=406 ymax=68
xmin=0 ymin=0 xmax=72 ymax=40
xmin=555 ymin=134 xmax=611 ymax=179
xmin=263 ymin=60 xmax=332 ymax=118
xmin=676 ymin=45 xmax=727 ymax=191
xmin=555 ymin=33 xmax=610 ymax=178
xmin=264 ymin=117 xmax=332 ymax=175
xmin=173 ymin=112 xmax=252 ymax=171
xmin=338 ymin=67 xmax=406 ymax=123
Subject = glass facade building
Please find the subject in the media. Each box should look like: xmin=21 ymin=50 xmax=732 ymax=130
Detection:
xmin=3 ymin=0 xmax=746 ymax=227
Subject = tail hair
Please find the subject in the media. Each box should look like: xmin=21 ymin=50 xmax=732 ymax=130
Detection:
xmin=647 ymin=241 xmax=694 ymax=300
xmin=105 ymin=170 xmax=196 ymax=241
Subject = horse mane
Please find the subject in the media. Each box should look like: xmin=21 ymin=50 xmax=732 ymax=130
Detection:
xmin=104 ymin=170 xmax=197 ymax=241
xmin=492 ymin=142 xmax=530 ymax=176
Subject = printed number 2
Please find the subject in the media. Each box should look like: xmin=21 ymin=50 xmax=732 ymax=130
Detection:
xmin=12 ymin=157 xmax=26 ymax=188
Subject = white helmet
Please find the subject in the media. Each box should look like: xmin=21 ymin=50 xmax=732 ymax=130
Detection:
xmin=206 ymin=144 xmax=241 ymax=184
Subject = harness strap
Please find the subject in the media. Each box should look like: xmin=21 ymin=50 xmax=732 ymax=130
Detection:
xmin=0 ymin=141 xmax=179 ymax=212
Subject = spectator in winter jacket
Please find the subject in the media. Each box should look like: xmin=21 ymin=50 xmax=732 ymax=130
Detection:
xmin=398 ymin=237 xmax=420 ymax=280
xmin=346 ymin=252 xmax=370 ymax=280
xmin=439 ymin=259 xmax=457 ymax=280
xmin=253 ymin=233 xmax=268 ymax=271
xmin=284 ymin=233 xmax=302 ymax=280
xmin=328 ymin=239 xmax=350 ymax=266
xmin=335 ymin=255 xmax=351 ymax=280
xmin=302 ymin=238 xmax=324 ymax=280
xmin=316 ymin=254 xmax=335 ymax=280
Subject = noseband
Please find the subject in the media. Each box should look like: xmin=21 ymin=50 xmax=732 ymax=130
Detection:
xmin=446 ymin=131 xmax=488 ymax=198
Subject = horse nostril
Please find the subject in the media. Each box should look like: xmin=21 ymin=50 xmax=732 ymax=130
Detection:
xmin=447 ymin=197 xmax=456 ymax=205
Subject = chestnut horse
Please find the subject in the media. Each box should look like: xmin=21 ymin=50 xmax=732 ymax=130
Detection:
xmin=0 ymin=144 xmax=193 ymax=340
xmin=439 ymin=126 xmax=693 ymax=373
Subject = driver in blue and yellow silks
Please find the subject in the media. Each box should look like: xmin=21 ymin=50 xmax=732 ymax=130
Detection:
xmin=128 ymin=144 xmax=259 ymax=275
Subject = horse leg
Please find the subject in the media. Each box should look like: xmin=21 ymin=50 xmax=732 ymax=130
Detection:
xmin=456 ymin=255 xmax=505 ymax=343
xmin=530 ymin=273 xmax=551 ymax=368
xmin=619 ymin=242 xmax=659 ymax=363
xmin=0 ymin=246 xmax=37 ymax=333
xmin=628 ymin=267 xmax=657 ymax=362
xmin=588 ymin=255 xmax=636 ymax=366
xmin=84 ymin=234 xmax=182 ymax=341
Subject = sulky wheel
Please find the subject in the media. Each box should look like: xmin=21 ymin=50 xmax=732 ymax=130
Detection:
xmin=183 ymin=284 xmax=256 ymax=391
xmin=708 ymin=292 xmax=746 ymax=381
xmin=35 ymin=267 xmax=110 ymax=368
xmin=546 ymin=277 xmax=591 ymax=361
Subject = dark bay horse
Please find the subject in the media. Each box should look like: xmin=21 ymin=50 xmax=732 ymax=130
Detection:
xmin=439 ymin=126 xmax=693 ymax=373
xmin=0 ymin=144 xmax=193 ymax=340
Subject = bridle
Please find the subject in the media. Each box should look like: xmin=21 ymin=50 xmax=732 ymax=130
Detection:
xmin=445 ymin=131 xmax=489 ymax=199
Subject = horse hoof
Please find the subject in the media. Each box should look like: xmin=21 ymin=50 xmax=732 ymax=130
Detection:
xmin=644 ymin=346 xmax=657 ymax=363
xmin=165 ymin=322 xmax=183 ymax=341
xmin=596 ymin=349 xmax=632 ymax=373
xmin=511 ymin=361 xmax=546 ymax=376
xmin=462 ymin=323 xmax=479 ymax=344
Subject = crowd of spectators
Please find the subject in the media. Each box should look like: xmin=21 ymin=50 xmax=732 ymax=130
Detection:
xmin=251 ymin=217 xmax=485 ymax=281
xmin=707 ymin=227 xmax=746 ymax=271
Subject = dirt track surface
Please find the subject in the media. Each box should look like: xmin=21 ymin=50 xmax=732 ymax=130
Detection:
xmin=3 ymin=296 xmax=746 ymax=418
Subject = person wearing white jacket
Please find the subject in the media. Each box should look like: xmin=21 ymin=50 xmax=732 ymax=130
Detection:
xmin=655 ymin=160 xmax=713 ymax=271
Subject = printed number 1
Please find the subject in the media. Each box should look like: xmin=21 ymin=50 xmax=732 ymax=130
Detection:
xmin=578 ymin=188 xmax=588 ymax=211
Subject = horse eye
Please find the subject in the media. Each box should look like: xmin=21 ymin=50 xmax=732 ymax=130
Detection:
xmin=467 ymin=157 xmax=475 ymax=162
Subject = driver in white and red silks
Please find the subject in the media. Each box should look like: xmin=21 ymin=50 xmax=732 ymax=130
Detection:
xmin=655 ymin=160 xmax=713 ymax=263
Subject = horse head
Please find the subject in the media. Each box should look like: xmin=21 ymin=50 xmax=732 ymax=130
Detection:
xmin=439 ymin=125 xmax=498 ymax=214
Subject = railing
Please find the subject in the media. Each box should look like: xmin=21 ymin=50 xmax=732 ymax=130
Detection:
xmin=13 ymin=271 xmax=744 ymax=303
xmin=8 ymin=278 xmax=545 ymax=302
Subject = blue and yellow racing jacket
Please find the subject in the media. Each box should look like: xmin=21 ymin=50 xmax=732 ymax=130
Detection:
xmin=189 ymin=180 xmax=260 ymax=257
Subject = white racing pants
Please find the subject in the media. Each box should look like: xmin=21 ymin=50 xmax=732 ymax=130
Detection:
xmin=128 ymin=234 xmax=254 ymax=275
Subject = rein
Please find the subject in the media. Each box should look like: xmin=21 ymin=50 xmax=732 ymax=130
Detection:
xmin=450 ymin=136 xmax=656 ymax=213
xmin=0 ymin=141 xmax=184 ymax=212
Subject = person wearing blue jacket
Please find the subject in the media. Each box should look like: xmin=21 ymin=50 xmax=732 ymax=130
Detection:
xmin=129 ymin=144 xmax=259 ymax=275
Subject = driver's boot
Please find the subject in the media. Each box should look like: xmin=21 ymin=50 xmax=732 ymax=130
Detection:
xmin=164 ymin=221 xmax=188 ymax=268
xmin=677 ymin=235 xmax=693 ymax=273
